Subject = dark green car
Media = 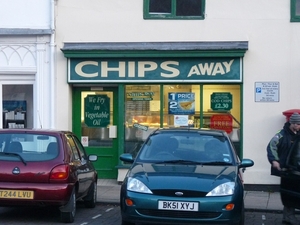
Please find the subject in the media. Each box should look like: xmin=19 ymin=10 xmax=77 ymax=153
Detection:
xmin=120 ymin=128 xmax=254 ymax=225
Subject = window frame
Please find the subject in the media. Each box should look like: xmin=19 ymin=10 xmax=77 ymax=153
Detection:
xmin=66 ymin=134 xmax=80 ymax=160
xmin=143 ymin=0 xmax=205 ymax=20
xmin=73 ymin=135 xmax=87 ymax=159
xmin=291 ymin=0 xmax=300 ymax=22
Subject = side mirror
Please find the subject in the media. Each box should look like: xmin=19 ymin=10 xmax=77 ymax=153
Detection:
xmin=238 ymin=158 xmax=254 ymax=169
xmin=88 ymin=154 xmax=98 ymax=162
xmin=120 ymin=153 xmax=134 ymax=163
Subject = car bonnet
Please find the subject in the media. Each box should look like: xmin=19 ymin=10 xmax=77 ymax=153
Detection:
xmin=127 ymin=162 xmax=238 ymax=193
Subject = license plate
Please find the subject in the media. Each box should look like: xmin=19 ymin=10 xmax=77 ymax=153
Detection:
xmin=158 ymin=200 xmax=199 ymax=211
xmin=0 ymin=189 xmax=34 ymax=199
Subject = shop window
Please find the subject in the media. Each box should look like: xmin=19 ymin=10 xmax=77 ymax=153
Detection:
xmin=124 ymin=85 xmax=161 ymax=155
xmin=2 ymin=85 xmax=33 ymax=129
xmin=124 ymin=84 xmax=241 ymax=157
xmin=144 ymin=0 xmax=205 ymax=20
xmin=203 ymin=85 xmax=241 ymax=155
xmin=291 ymin=0 xmax=300 ymax=22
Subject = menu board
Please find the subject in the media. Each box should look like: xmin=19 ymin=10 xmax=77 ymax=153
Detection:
xmin=126 ymin=101 xmax=150 ymax=114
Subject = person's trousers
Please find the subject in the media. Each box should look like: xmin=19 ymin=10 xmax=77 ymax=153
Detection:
xmin=283 ymin=206 xmax=299 ymax=225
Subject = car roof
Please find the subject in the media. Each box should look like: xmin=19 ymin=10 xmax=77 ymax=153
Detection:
xmin=0 ymin=128 xmax=73 ymax=135
xmin=151 ymin=127 xmax=228 ymax=136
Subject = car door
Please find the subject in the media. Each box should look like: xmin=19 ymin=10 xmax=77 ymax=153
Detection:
xmin=66 ymin=134 xmax=92 ymax=196
xmin=280 ymin=137 xmax=300 ymax=209
xmin=72 ymin=135 xmax=96 ymax=191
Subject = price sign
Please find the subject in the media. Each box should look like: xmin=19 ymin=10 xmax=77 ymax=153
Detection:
xmin=210 ymin=115 xmax=233 ymax=134
xmin=210 ymin=92 xmax=232 ymax=111
xmin=168 ymin=93 xmax=195 ymax=115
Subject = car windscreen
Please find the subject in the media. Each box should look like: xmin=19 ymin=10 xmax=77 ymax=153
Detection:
xmin=0 ymin=133 xmax=59 ymax=162
xmin=137 ymin=132 xmax=233 ymax=164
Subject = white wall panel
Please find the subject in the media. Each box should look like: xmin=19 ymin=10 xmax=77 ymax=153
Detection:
xmin=0 ymin=0 xmax=50 ymax=28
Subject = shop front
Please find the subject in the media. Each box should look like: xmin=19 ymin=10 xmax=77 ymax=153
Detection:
xmin=62 ymin=41 xmax=248 ymax=180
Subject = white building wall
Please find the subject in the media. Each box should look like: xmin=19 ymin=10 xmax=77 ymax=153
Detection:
xmin=55 ymin=0 xmax=300 ymax=184
xmin=0 ymin=0 xmax=54 ymax=129
xmin=0 ymin=0 xmax=50 ymax=29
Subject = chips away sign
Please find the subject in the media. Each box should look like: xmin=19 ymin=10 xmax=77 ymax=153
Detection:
xmin=210 ymin=115 xmax=233 ymax=134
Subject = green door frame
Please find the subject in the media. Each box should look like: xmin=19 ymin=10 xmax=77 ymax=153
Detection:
xmin=72 ymin=85 xmax=125 ymax=178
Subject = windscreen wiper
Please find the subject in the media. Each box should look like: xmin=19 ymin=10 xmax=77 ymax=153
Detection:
xmin=155 ymin=159 xmax=202 ymax=164
xmin=201 ymin=161 xmax=232 ymax=165
xmin=0 ymin=152 xmax=27 ymax=165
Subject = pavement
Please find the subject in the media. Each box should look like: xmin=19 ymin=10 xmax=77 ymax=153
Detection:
xmin=97 ymin=179 xmax=284 ymax=212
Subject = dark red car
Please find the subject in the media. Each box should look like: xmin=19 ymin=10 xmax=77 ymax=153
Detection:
xmin=0 ymin=129 xmax=98 ymax=223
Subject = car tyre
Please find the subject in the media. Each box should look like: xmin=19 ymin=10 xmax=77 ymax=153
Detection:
xmin=60 ymin=190 xmax=76 ymax=223
xmin=84 ymin=181 xmax=97 ymax=208
xmin=232 ymin=202 xmax=245 ymax=225
xmin=121 ymin=219 xmax=135 ymax=225
xmin=238 ymin=202 xmax=245 ymax=225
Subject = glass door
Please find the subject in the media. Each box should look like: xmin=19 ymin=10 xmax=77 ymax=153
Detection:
xmin=73 ymin=87 xmax=119 ymax=178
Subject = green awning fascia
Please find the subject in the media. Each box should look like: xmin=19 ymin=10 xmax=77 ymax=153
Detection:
xmin=61 ymin=41 xmax=248 ymax=58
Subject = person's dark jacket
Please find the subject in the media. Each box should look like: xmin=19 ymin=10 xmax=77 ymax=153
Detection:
xmin=266 ymin=122 xmax=298 ymax=176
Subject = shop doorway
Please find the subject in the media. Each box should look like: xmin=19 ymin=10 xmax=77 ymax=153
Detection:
xmin=73 ymin=87 xmax=119 ymax=178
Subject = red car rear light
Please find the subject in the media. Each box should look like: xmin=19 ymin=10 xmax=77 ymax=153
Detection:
xmin=50 ymin=164 xmax=69 ymax=180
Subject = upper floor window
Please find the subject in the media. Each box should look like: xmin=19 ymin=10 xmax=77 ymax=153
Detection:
xmin=144 ymin=0 xmax=205 ymax=20
xmin=291 ymin=0 xmax=300 ymax=22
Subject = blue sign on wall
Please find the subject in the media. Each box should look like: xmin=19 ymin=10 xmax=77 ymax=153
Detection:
xmin=168 ymin=93 xmax=195 ymax=115
xmin=68 ymin=57 xmax=242 ymax=83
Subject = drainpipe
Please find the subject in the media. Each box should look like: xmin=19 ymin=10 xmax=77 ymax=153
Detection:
xmin=50 ymin=0 xmax=56 ymax=128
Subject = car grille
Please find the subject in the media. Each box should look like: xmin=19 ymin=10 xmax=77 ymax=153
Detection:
xmin=137 ymin=209 xmax=221 ymax=219
xmin=152 ymin=189 xmax=207 ymax=197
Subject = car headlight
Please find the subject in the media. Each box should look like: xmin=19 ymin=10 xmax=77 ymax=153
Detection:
xmin=127 ymin=177 xmax=152 ymax=194
xmin=206 ymin=182 xmax=235 ymax=196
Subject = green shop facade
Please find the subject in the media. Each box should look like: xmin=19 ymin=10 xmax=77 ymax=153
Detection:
xmin=61 ymin=41 xmax=248 ymax=181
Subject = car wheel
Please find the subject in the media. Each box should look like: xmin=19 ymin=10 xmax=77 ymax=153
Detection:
xmin=84 ymin=181 xmax=97 ymax=208
xmin=60 ymin=190 xmax=76 ymax=223
xmin=232 ymin=202 xmax=245 ymax=225
xmin=239 ymin=203 xmax=245 ymax=225
xmin=121 ymin=219 xmax=135 ymax=225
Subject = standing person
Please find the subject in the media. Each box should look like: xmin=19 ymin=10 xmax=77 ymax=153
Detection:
xmin=267 ymin=112 xmax=300 ymax=225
